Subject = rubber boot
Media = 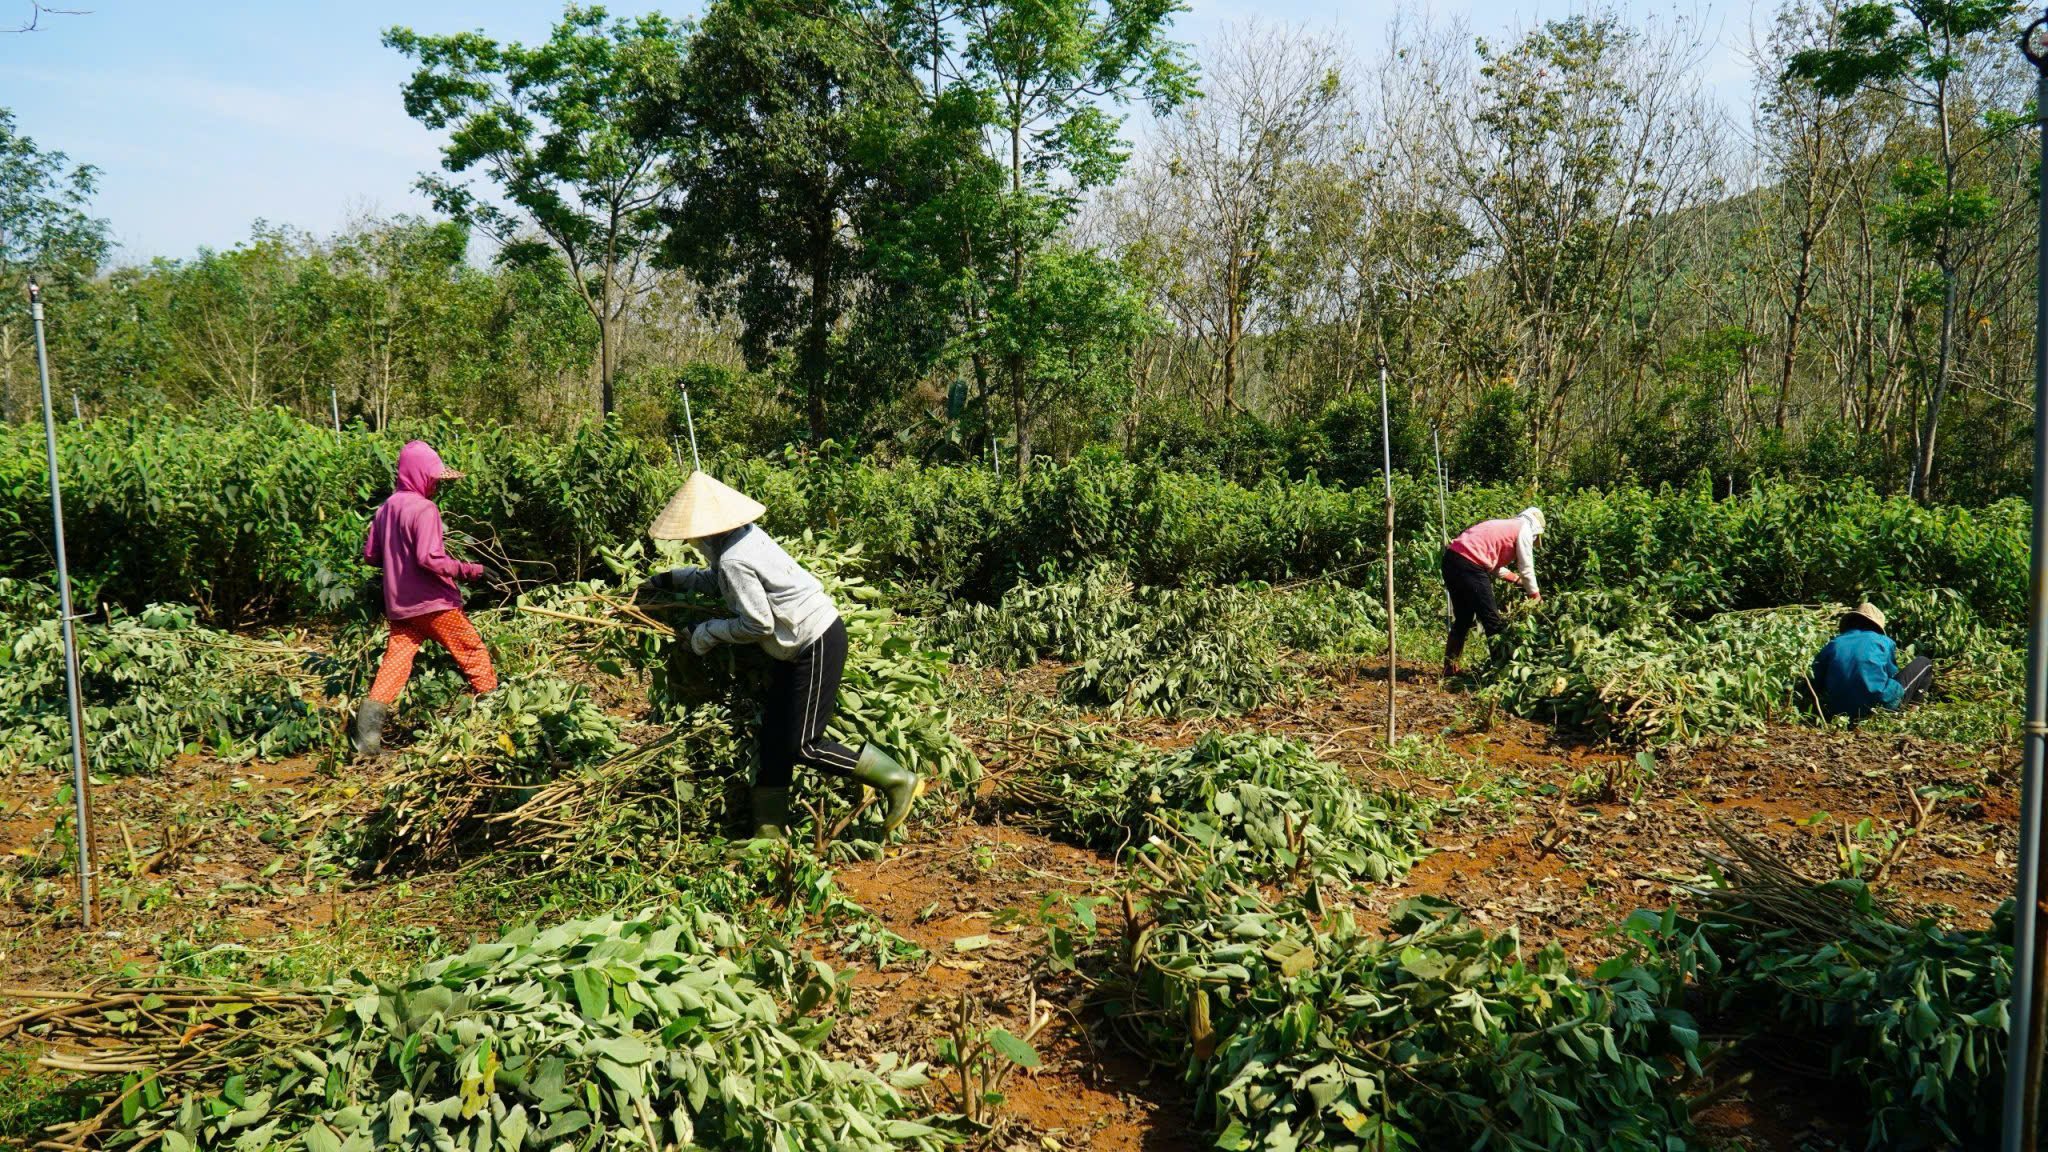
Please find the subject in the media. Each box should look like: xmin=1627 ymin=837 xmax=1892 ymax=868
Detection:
xmin=351 ymin=699 xmax=391 ymax=759
xmin=750 ymin=786 xmax=789 ymax=841
xmin=852 ymin=744 xmax=918 ymax=835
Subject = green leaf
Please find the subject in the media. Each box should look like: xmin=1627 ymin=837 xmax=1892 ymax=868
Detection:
xmin=986 ymin=1027 xmax=1041 ymax=1069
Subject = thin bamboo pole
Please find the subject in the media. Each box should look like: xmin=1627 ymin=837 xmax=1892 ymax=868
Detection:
xmin=29 ymin=279 xmax=93 ymax=930
xmin=1379 ymin=359 xmax=1396 ymax=747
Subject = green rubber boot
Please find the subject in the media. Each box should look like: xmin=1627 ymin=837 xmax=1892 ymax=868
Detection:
xmin=350 ymin=699 xmax=390 ymax=759
xmin=852 ymin=744 xmax=918 ymax=835
xmin=750 ymin=786 xmax=789 ymax=841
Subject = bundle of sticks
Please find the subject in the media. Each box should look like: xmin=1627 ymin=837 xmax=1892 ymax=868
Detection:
xmin=0 ymin=984 xmax=329 ymax=1150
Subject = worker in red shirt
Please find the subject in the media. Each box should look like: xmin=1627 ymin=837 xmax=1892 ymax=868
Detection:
xmin=1441 ymin=507 xmax=1545 ymax=678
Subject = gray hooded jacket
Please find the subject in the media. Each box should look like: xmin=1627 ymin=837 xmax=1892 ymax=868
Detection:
xmin=658 ymin=524 xmax=838 ymax=660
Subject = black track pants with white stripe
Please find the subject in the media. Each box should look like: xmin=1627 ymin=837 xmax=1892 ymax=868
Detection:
xmin=759 ymin=617 xmax=860 ymax=786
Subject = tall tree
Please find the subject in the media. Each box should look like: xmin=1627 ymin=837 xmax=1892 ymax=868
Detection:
xmin=1786 ymin=0 xmax=2022 ymax=498
xmin=1753 ymin=0 xmax=1881 ymax=433
xmin=386 ymin=5 xmax=686 ymax=417
xmin=1442 ymin=13 xmax=1722 ymax=475
xmin=948 ymin=0 xmax=1193 ymax=474
xmin=1117 ymin=23 xmax=1353 ymax=416
xmin=657 ymin=0 xmax=937 ymax=442
xmin=159 ymin=226 xmax=322 ymax=412
xmin=0 ymin=107 xmax=108 ymax=423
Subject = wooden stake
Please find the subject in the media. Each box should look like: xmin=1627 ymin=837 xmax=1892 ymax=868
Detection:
xmin=1379 ymin=358 xmax=1396 ymax=748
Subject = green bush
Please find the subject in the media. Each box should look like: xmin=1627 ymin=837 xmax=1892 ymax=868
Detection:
xmin=5 ymin=411 xmax=2025 ymax=645
xmin=0 ymin=409 xmax=673 ymax=624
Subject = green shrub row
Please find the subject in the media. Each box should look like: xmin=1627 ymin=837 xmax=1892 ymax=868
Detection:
xmin=4 ymin=413 xmax=2025 ymax=637
xmin=0 ymin=410 xmax=669 ymax=625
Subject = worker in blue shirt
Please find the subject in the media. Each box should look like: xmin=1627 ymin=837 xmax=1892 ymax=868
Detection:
xmin=1809 ymin=602 xmax=1932 ymax=719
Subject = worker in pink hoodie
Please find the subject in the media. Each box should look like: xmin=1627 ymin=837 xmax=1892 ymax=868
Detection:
xmin=1441 ymin=506 xmax=1546 ymax=678
xmin=351 ymin=440 xmax=496 ymax=756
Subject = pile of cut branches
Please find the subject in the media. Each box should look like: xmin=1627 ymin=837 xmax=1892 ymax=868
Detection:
xmin=1042 ymin=731 xmax=1433 ymax=886
xmin=1 ymin=907 xmax=946 ymax=1152
xmin=1480 ymin=586 xmax=1840 ymax=744
xmin=1094 ymin=846 xmax=1698 ymax=1150
xmin=1655 ymin=818 xmax=2023 ymax=1148
xmin=347 ymin=676 xmax=629 ymax=870
xmin=527 ymin=537 xmax=981 ymax=800
xmin=934 ymin=568 xmax=1363 ymax=716
xmin=0 ymin=580 xmax=326 ymax=774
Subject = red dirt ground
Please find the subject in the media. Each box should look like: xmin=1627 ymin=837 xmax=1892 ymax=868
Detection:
xmin=0 ymin=656 xmax=2020 ymax=1150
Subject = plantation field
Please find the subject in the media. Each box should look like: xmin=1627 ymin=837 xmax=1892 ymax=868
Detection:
xmin=0 ymin=416 xmax=2033 ymax=1151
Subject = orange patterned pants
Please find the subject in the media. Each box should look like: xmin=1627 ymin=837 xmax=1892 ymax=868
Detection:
xmin=367 ymin=610 xmax=497 ymax=704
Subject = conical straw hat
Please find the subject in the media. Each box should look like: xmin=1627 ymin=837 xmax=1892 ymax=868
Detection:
xmin=649 ymin=471 xmax=766 ymax=540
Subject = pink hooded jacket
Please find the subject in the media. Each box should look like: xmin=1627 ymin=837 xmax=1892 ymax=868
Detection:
xmin=363 ymin=441 xmax=482 ymax=620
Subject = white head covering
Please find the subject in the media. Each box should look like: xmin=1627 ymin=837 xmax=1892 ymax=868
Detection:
xmin=649 ymin=471 xmax=766 ymax=541
xmin=1520 ymin=507 xmax=1546 ymax=536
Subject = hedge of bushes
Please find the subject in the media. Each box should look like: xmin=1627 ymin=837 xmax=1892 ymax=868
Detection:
xmin=1 ymin=412 xmax=2027 ymax=635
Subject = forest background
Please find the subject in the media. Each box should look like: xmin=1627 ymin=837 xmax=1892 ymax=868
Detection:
xmin=4 ymin=0 xmax=2042 ymax=505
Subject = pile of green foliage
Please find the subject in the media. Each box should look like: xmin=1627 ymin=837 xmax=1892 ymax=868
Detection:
xmin=933 ymin=567 xmax=1376 ymax=716
xmin=568 ymin=538 xmax=982 ymax=798
xmin=1101 ymin=866 xmax=1698 ymax=1150
xmin=1044 ymin=732 xmax=1431 ymax=886
xmin=1479 ymin=586 xmax=1842 ymax=744
xmin=417 ymin=538 xmax=980 ymax=861
xmin=0 ymin=579 xmax=326 ymax=774
xmin=1659 ymin=829 xmax=2025 ymax=1148
xmin=7 ymin=908 xmax=945 ymax=1152
xmin=351 ymin=676 xmax=629 ymax=869
xmin=1010 ymin=716 xmax=1692 ymax=1149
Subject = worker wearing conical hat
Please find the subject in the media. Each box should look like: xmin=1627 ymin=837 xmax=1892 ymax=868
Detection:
xmin=643 ymin=471 xmax=918 ymax=841
xmin=1810 ymin=601 xmax=1933 ymax=719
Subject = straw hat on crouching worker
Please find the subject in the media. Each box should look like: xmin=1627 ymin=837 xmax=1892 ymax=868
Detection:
xmin=649 ymin=471 xmax=766 ymax=541
xmin=1845 ymin=601 xmax=1888 ymax=633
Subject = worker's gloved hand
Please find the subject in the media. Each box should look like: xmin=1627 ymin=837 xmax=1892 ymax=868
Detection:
xmin=639 ymin=569 xmax=676 ymax=599
xmin=689 ymin=621 xmax=718 ymax=657
xmin=1528 ymin=591 xmax=1542 ymax=603
xmin=459 ymin=562 xmax=486 ymax=582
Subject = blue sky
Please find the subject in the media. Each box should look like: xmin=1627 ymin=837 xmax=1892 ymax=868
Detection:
xmin=1 ymin=0 xmax=1755 ymax=264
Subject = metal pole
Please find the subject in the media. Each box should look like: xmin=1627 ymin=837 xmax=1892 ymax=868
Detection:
xmin=1379 ymin=358 xmax=1397 ymax=748
xmin=29 ymin=280 xmax=93 ymax=931
xmin=1433 ymin=425 xmax=1452 ymax=627
xmin=330 ymin=385 xmax=342 ymax=435
xmin=71 ymin=392 xmax=80 ymax=423
xmin=2007 ymin=20 xmax=2048 ymax=1150
xmin=680 ymin=386 xmax=702 ymax=474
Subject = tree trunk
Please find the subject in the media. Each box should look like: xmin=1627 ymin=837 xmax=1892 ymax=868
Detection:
xmin=598 ymin=313 xmax=614 ymax=419
xmin=1008 ymin=116 xmax=1030 ymax=479
xmin=1913 ymin=263 xmax=1958 ymax=501
xmin=1776 ymin=236 xmax=1818 ymax=432
xmin=1 ymin=324 xmax=15 ymax=424
xmin=803 ymin=208 xmax=834 ymax=443
xmin=1222 ymin=280 xmax=1240 ymax=414
xmin=1012 ymin=378 xmax=1030 ymax=480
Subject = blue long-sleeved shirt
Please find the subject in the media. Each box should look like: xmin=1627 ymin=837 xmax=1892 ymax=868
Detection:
xmin=1810 ymin=629 xmax=1904 ymax=718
